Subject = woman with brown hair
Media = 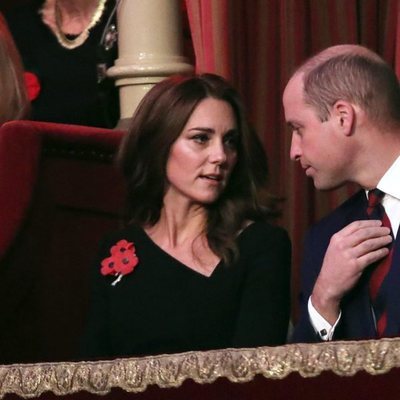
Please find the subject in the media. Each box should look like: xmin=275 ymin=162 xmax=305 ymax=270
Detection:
xmin=82 ymin=73 xmax=291 ymax=359
xmin=0 ymin=13 xmax=30 ymax=124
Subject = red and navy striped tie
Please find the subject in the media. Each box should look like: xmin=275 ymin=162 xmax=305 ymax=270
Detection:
xmin=366 ymin=189 xmax=394 ymax=337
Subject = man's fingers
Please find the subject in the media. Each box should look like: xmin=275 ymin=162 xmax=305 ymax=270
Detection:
xmin=339 ymin=219 xmax=384 ymax=236
xmin=326 ymin=219 xmax=392 ymax=273
xmin=357 ymin=246 xmax=390 ymax=268
xmin=331 ymin=222 xmax=391 ymax=249
xmin=352 ymin=233 xmax=392 ymax=258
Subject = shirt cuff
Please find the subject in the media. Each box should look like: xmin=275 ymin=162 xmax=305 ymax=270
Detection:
xmin=308 ymin=297 xmax=341 ymax=341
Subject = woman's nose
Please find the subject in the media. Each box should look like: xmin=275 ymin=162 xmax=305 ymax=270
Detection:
xmin=209 ymin=140 xmax=227 ymax=164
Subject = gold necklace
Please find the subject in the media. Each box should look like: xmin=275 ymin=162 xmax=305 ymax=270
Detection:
xmin=53 ymin=0 xmax=107 ymax=50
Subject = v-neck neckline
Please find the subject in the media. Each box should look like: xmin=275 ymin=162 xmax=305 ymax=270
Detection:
xmin=140 ymin=228 xmax=222 ymax=278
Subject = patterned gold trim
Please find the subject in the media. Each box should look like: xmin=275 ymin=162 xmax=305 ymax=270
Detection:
xmin=1 ymin=338 xmax=400 ymax=398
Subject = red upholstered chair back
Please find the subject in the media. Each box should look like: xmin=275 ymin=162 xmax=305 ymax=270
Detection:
xmin=0 ymin=120 xmax=126 ymax=363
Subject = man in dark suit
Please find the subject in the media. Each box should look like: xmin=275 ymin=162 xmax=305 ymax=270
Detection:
xmin=283 ymin=44 xmax=400 ymax=342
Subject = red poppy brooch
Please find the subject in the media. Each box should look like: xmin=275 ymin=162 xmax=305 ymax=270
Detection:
xmin=24 ymin=71 xmax=41 ymax=101
xmin=100 ymin=240 xmax=139 ymax=286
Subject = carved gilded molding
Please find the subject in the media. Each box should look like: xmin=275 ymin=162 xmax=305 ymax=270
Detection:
xmin=1 ymin=338 xmax=400 ymax=398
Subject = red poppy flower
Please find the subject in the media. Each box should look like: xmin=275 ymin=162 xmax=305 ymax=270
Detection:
xmin=101 ymin=240 xmax=139 ymax=284
xmin=24 ymin=71 xmax=41 ymax=101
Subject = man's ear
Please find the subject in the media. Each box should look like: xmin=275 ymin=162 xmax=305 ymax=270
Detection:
xmin=332 ymin=100 xmax=355 ymax=136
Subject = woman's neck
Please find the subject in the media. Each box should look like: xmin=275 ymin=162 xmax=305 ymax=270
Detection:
xmin=57 ymin=0 xmax=100 ymax=34
xmin=41 ymin=0 xmax=102 ymax=35
xmin=148 ymin=202 xmax=207 ymax=249
xmin=145 ymin=203 xmax=220 ymax=277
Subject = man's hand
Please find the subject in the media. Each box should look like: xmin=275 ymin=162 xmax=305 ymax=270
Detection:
xmin=311 ymin=220 xmax=392 ymax=324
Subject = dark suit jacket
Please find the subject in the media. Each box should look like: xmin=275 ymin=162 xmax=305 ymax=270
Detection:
xmin=292 ymin=189 xmax=381 ymax=343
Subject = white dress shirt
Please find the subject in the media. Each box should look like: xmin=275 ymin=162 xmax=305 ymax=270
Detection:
xmin=308 ymin=155 xmax=400 ymax=340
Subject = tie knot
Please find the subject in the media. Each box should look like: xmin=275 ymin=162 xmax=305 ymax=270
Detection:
xmin=368 ymin=188 xmax=385 ymax=206
xmin=367 ymin=189 xmax=385 ymax=214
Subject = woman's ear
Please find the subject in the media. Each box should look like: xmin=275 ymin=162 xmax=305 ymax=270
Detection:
xmin=332 ymin=100 xmax=355 ymax=136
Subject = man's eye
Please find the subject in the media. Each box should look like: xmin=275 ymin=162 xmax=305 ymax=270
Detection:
xmin=291 ymin=126 xmax=302 ymax=136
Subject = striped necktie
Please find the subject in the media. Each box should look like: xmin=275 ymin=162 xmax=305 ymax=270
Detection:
xmin=366 ymin=189 xmax=394 ymax=337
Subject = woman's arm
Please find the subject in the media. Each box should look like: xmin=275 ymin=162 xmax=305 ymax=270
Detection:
xmin=233 ymin=225 xmax=291 ymax=347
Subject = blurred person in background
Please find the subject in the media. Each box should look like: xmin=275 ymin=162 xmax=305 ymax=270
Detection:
xmin=0 ymin=13 xmax=30 ymax=124
xmin=5 ymin=0 xmax=119 ymax=128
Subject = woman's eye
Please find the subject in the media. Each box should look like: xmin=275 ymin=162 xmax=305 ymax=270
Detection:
xmin=192 ymin=134 xmax=209 ymax=144
xmin=224 ymin=133 xmax=239 ymax=149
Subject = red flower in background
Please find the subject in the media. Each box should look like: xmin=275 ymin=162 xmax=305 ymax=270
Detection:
xmin=101 ymin=240 xmax=139 ymax=285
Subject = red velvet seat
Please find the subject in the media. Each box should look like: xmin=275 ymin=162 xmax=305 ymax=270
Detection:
xmin=0 ymin=120 xmax=125 ymax=363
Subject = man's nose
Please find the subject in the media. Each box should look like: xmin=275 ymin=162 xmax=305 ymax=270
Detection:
xmin=290 ymin=134 xmax=301 ymax=161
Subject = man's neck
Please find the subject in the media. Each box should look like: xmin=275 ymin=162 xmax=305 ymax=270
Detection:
xmin=354 ymin=127 xmax=400 ymax=190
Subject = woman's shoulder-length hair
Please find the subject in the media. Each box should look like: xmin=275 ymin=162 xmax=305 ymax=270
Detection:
xmin=118 ymin=73 xmax=278 ymax=263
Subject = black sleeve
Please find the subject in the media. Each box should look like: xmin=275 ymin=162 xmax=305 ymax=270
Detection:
xmin=232 ymin=224 xmax=292 ymax=347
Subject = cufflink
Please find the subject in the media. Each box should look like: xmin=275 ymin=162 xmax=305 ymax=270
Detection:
xmin=320 ymin=329 xmax=327 ymax=337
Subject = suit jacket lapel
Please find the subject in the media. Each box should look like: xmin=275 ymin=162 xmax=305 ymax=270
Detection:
xmin=382 ymin=228 xmax=400 ymax=336
xmin=343 ymin=191 xmax=377 ymax=338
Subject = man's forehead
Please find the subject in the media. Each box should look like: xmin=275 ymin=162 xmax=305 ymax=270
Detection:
xmin=284 ymin=73 xmax=304 ymax=96
xmin=283 ymin=73 xmax=305 ymax=112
